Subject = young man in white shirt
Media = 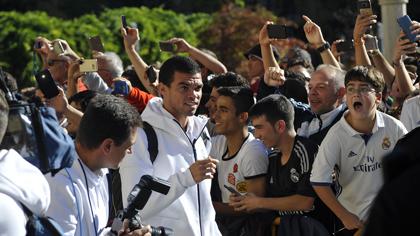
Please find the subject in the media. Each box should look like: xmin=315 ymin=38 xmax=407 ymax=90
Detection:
xmin=45 ymin=93 xmax=143 ymax=236
xmin=210 ymin=85 xmax=268 ymax=235
xmin=310 ymin=66 xmax=407 ymax=236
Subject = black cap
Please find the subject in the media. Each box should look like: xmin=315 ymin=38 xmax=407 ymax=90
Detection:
xmin=244 ymin=44 xmax=280 ymax=61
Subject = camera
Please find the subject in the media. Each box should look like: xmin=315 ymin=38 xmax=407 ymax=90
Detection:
xmin=110 ymin=175 xmax=173 ymax=236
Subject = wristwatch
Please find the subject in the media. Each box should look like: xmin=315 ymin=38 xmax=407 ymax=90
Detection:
xmin=316 ymin=42 xmax=330 ymax=53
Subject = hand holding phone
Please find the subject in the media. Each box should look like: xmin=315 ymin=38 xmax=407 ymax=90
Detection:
xmin=146 ymin=65 xmax=158 ymax=83
xmin=159 ymin=41 xmax=176 ymax=52
xmin=224 ymin=184 xmax=243 ymax=196
xmin=79 ymin=59 xmax=98 ymax=73
xmin=336 ymin=40 xmax=354 ymax=53
xmin=397 ymin=15 xmax=418 ymax=43
xmin=267 ymin=24 xmax=288 ymax=39
xmin=121 ymin=15 xmax=128 ymax=30
xmin=35 ymin=69 xmax=60 ymax=99
xmin=357 ymin=0 xmax=373 ymax=16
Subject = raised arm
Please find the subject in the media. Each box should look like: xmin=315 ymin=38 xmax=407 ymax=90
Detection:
xmin=168 ymin=37 xmax=227 ymax=74
xmin=392 ymin=30 xmax=417 ymax=96
xmin=369 ymin=50 xmax=395 ymax=88
xmin=353 ymin=14 xmax=377 ymax=66
xmin=302 ymin=15 xmax=341 ymax=69
xmin=121 ymin=27 xmax=156 ymax=95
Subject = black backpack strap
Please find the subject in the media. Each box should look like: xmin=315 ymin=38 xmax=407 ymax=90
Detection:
xmin=143 ymin=121 xmax=158 ymax=164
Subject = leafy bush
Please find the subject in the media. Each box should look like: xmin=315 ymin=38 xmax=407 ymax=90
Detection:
xmin=0 ymin=8 xmax=210 ymax=88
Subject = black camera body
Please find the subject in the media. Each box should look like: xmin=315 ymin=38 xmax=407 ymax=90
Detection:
xmin=110 ymin=175 xmax=173 ymax=236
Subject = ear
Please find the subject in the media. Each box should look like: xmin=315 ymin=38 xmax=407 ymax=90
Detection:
xmin=375 ymin=92 xmax=382 ymax=105
xmin=238 ymin=112 xmax=249 ymax=124
xmin=158 ymin=83 xmax=167 ymax=97
xmin=100 ymin=138 xmax=114 ymax=155
xmin=274 ymin=120 xmax=286 ymax=134
xmin=336 ymin=87 xmax=346 ymax=99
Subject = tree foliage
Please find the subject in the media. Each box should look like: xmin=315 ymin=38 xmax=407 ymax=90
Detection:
xmin=0 ymin=8 xmax=211 ymax=88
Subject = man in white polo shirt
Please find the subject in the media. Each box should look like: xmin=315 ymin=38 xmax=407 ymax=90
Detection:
xmin=310 ymin=66 xmax=407 ymax=236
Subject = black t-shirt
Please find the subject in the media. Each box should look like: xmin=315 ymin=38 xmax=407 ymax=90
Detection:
xmin=266 ymin=136 xmax=318 ymax=198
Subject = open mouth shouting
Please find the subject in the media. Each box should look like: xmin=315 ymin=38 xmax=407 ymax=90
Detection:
xmin=353 ymin=101 xmax=363 ymax=111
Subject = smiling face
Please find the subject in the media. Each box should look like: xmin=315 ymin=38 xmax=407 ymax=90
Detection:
xmin=345 ymin=81 xmax=381 ymax=120
xmin=205 ymin=87 xmax=220 ymax=122
xmin=251 ymin=115 xmax=281 ymax=149
xmin=308 ymin=71 xmax=341 ymax=115
xmin=160 ymin=71 xmax=203 ymax=122
xmin=214 ymin=95 xmax=244 ymax=135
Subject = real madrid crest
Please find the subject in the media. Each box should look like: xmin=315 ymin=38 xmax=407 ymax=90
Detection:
xmin=290 ymin=168 xmax=300 ymax=183
xmin=382 ymin=137 xmax=391 ymax=150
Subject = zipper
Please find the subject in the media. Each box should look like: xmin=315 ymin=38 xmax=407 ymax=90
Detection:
xmin=173 ymin=119 xmax=207 ymax=236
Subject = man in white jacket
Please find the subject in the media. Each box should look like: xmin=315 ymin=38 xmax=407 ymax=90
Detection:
xmin=120 ymin=56 xmax=221 ymax=236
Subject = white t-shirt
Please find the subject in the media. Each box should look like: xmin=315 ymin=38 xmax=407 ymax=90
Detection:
xmin=310 ymin=110 xmax=407 ymax=220
xmin=210 ymin=133 xmax=268 ymax=202
xmin=400 ymin=95 xmax=420 ymax=132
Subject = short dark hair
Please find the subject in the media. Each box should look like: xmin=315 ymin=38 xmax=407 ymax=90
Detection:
xmin=0 ymin=90 xmax=9 ymax=143
xmin=68 ymin=90 xmax=97 ymax=112
xmin=209 ymin=72 xmax=249 ymax=89
xmin=345 ymin=66 xmax=385 ymax=93
xmin=217 ymin=86 xmax=255 ymax=116
xmin=76 ymin=94 xmax=141 ymax=149
xmin=249 ymin=94 xmax=294 ymax=130
xmin=158 ymin=56 xmax=201 ymax=87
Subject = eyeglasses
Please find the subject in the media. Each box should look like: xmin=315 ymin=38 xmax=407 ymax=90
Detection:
xmin=47 ymin=59 xmax=66 ymax=67
xmin=346 ymin=86 xmax=376 ymax=95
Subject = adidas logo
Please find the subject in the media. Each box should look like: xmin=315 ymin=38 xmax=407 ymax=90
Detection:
xmin=347 ymin=151 xmax=357 ymax=158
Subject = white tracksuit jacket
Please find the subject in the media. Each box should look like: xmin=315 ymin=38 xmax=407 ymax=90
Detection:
xmin=120 ymin=97 xmax=221 ymax=236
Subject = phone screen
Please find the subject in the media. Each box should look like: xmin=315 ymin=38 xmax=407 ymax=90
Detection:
xmin=89 ymin=36 xmax=105 ymax=53
xmin=35 ymin=69 xmax=60 ymax=99
xmin=267 ymin=24 xmax=288 ymax=39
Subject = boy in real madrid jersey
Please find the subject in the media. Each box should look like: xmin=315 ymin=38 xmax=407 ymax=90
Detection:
xmin=230 ymin=94 xmax=329 ymax=236
xmin=310 ymin=66 xmax=407 ymax=236
xmin=209 ymin=86 xmax=268 ymax=235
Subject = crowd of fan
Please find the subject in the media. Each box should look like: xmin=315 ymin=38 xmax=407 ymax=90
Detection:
xmin=0 ymin=8 xmax=419 ymax=236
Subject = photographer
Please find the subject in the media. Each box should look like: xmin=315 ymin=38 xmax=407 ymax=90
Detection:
xmin=45 ymin=93 xmax=149 ymax=236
